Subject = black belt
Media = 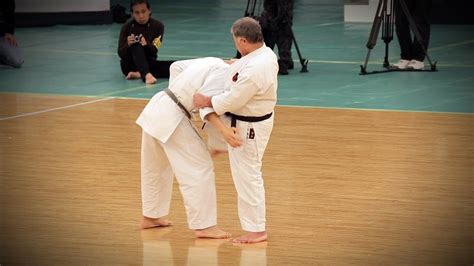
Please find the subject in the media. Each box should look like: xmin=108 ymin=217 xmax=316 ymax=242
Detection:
xmin=225 ymin=112 xmax=273 ymax=127
xmin=164 ymin=88 xmax=191 ymax=119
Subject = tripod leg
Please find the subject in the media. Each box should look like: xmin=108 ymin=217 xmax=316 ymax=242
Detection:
xmin=360 ymin=50 xmax=372 ymax=74
xmin=290 ymin=28 xmax=308 ymax=73
xmin=397 ymin=0 xmax=436 ymax=70
xmin=383 ymin=43 xmax=389 ymax=68
xmin=244 ymin=0 xmax=251 ymax=16
xmin=382 ymin=0 xmax=395 ymax=68
xmin=361 ymin=0 xmax=385 ymax=74
xmin=366 ymin=0 xmax=386 ymax=49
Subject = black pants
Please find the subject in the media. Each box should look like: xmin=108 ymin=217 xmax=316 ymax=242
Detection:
xmin=261 ymin=0 xmax=294 ymax=70
xmin=120 ymin=43 xmax=174 ymax=81
xmin=395 ymin=0 xmax=432 ymax=61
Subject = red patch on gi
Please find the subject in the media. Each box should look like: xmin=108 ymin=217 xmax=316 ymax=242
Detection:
xmin=232 ymin=72 xmax=239 ymax=82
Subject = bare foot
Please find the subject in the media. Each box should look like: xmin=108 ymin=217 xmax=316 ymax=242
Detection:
xmin=126 ymin=71 xmax=141 ymax=80
xmin=141 ymin=216 xmax=172 ymax=229
xmin=145 ymin=73 xmax=157 ymax=84
xmin=195 ymin=226 xmax=232 ymax=239
xmin=232 ymin=231 xmax=267 ymax=244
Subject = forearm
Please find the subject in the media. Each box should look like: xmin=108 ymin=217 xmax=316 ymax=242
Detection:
xmin=205 ymin=112 xmax=242 ymax=148
xmin=117 ymin=28 xmax=129 ymax=58
xmin=118 ymin=45 xmax=128 ymax=58
xmin=212 ymin=89 xmax=252 ymax=115
xmin=205 ymin=112 xmax=226 ymax=132
xmin=211 ymin=76 xmax=258 ymax=115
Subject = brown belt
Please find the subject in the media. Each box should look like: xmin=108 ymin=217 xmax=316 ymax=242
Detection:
xmin=164 ymin=88 xmax=191 ymax=119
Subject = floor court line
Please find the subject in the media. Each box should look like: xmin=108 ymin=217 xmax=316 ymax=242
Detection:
xmin=24 ymin=48 xmax=198 ymax=59
xmin=2 ymin=92 xmax=471 ymax=116
xmin=429 ymin=39 xmax=474 ymax=52
xmin=22 ymin=48 xmax=474 ymax=68
xmin=0 ymin=96 xmax=114 ymax=121
xmin=112 ymin=95 xmax=472 ymax=115
xmin=98 ymin=83 xmax=168 ymax=97
xmin=276 ymin=103 xmax=473 ymax=115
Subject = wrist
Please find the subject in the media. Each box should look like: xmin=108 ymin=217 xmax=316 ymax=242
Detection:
xmin=207 ymin=96 xmax=213 ymax=107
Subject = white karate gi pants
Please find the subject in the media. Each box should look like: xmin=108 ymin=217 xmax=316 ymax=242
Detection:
xmin=141 ymin=118 xmax=217 ymax=230
xmin=225 ymin=114 xmax=274 ymax=232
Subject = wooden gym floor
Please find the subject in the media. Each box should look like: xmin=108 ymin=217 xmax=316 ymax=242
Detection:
xmin=1 ymin=0 xmax=473 ymax=264
xmin=0 ymin=93 xmax=472 ymax=265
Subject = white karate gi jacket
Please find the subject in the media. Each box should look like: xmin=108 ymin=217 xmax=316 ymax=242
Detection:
xmin=137 ymin=57 xmax=228 ymax=143
xmin=136 ymin=57 xmax=229 ymax=229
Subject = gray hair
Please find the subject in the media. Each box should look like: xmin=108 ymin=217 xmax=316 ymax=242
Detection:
xmin=231 ymin=17 xmax=264 ymax=43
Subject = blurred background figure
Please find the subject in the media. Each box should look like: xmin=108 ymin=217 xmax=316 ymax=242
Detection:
xmin=260 ymin=0 xmax=294 ymax=75
xmin=0 ymin=0 xmax=24 ymax=68
xmin=393 ymin=0 xmax=432 ymax=70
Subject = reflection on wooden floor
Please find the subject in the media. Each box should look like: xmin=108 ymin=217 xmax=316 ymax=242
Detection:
xmin=0 ymin=93 xmax=472 ymax=265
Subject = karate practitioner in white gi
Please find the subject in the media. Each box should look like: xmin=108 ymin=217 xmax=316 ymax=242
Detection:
xmin=194 ymin=17 xmax=279 ymax=243
xmin=136 ymin=57 xmax=242 ymax=239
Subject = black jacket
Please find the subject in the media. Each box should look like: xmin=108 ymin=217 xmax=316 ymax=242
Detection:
xmin=117 ymin=18 xmax=165 ymax=60
xmin=0 ymin=0 xmax=15 ymax=36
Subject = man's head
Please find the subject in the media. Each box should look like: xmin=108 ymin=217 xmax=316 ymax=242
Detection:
xmin=231 ymin=17 xmax=264 ymax=56
xmin=130 ymin=0 xmax=151 ymax=25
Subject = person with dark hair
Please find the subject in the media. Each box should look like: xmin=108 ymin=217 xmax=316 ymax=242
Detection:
xmin=260 ymin=0 xmax=294 ymax=75
xmin=194 ymin=17 xmax=278 ymax=244
xmin=117 ymin=0 xmax=173 ymax=84
xmin=392 ymin=0 xmax=432 ymax=70
xmin=0 ymin=0 xmax=23 ymax=68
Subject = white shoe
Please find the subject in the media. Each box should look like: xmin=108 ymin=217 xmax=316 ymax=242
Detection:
xmin=392 ymin=59 xmax=410 ymax=69
xmin=407 ymin=59 xmax=425 ymax=70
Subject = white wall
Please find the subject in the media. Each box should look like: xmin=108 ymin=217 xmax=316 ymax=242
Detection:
xmin=344 ymin=0 xmax=379 ymax=22
xmin=16 ymin=0 xmax=110 ymax=13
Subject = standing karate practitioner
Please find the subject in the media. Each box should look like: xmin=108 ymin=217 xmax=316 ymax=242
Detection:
xmin=194 ymin=17 xmax=278 ymax=244
xmin=136 ymin=57 xmax=242 ymax=238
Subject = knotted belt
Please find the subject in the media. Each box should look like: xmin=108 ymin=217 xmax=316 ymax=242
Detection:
xmin=225 ymin=112 xmax=273 ymax=127
xmin=164 ymin=88 xmax=191 ymax=119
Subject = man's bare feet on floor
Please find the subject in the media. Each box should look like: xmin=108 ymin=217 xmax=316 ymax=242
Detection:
xmin=126 ymin=71 xmax=141 ymax=80
xmin=233 ymin=231 xmax=267 ymax=244
xmin=141 ymin=216 xmax=172 ymax=229
xmin=195 ymin=226 xmax=232 ymax=239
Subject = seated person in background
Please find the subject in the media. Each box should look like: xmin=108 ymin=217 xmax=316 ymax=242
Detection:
xmin=0 ymin=0 xmax=24 ymax=68
xmin=117 ymin=0 xmax=174 ymax=84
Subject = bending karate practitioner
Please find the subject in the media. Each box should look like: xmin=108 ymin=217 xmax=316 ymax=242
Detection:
xmin=136 ymin=57 xmax=242 ymax=238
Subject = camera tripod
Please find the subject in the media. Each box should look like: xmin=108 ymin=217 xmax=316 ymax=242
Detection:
xmin=240 ymin=0 xmax=309 ymax=73
xmin=360 ymin=0 xmax=437 ymax=75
